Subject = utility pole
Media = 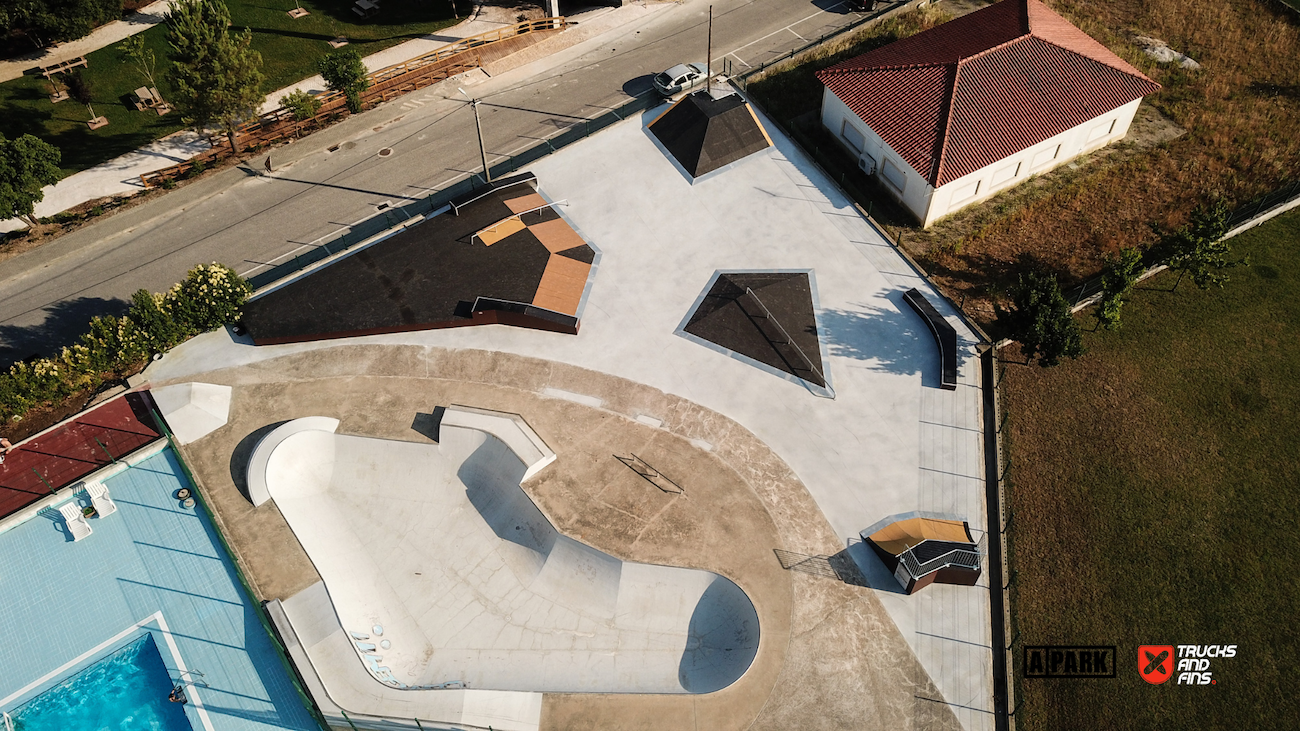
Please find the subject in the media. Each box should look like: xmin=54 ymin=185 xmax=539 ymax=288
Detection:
xmin=459 ymin=87 xmax=491 ymax=183
xmin=706 ymin=5 xmax=713 ymax=93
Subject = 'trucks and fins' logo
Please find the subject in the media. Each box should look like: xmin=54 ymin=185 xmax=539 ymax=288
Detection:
xmin=1138 ymin=645 xmax=1174 ymax=684
xmin=1140 ymin=644 xmax=1237 ymax=685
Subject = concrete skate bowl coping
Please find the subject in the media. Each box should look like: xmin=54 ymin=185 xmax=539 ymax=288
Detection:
xmin=248 ymin=408 xmax=760 ymax=694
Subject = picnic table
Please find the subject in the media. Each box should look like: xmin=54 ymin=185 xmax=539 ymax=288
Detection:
xmin=353 ymin=0 xmax=379 ymax=18
xmin=39 ymin=56 xmax=87 ymax=79
xmin=132 ymin=86 xmax=170 ymax=115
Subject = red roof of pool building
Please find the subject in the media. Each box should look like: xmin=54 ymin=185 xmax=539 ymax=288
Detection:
xmin=816 ymin=0 xmax=1159 ymax=187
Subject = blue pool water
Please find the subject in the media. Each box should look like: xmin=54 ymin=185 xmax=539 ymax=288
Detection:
xmin=8 ymin=634 xmax=192 ymax=731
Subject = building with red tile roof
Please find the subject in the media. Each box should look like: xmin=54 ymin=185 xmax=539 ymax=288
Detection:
xmin=816 ymin=0 xmax=1159 ymax=227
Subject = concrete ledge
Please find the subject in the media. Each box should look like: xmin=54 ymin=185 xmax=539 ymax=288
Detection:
xmin=246 ymin=417 xmax=340 ymax=507
xmin=441 ymin=405 xmax=555 ymax=482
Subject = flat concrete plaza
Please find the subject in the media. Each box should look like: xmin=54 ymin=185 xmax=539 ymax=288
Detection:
xmin=145 ymin=94 xmax=994 ymax=731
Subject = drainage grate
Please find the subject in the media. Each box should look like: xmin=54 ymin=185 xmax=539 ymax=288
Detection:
xmin=376 ymin=202 xmax=391 ymax=211
xmin=327 ymin=144 xmax=340 ymax=153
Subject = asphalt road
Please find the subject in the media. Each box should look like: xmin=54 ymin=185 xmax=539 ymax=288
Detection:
xmin=0 ymin=0 xmax=876 ymax=364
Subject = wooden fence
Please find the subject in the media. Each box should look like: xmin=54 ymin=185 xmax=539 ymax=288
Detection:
xmin=140 ymin=17 xmax=567 ymax=188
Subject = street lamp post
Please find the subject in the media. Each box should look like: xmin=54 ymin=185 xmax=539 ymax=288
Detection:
xmin=459 ymin=87 xmax=491 ymax=184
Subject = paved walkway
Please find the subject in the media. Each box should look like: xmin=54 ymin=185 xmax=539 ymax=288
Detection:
xmin=0 ymin=4 xmax=652 ymax=235
xmin=0 ymin=0 xmax=176 ymax=84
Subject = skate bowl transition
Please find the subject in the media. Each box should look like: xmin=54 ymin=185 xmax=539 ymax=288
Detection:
xmin=248 ymin=407 xmax=760 ymax=697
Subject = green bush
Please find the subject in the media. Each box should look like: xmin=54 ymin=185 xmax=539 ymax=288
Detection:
xmin=282 ymin=89 xmax=322 ymax=122
xmin=0 ymin=262 xmax=251 ymax=422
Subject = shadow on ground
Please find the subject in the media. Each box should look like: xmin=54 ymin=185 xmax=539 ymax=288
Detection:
xmin=229 ymin=421 xmax=289 ymax=504
xmin=0 ymin=295 xmax=129 ymax=368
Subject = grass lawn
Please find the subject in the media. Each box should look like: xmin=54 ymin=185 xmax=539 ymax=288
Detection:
xmin=1003 ymin=208 xmax=1300 ymax=729
xmin=0 ymin=0 xmax=465 ymax=178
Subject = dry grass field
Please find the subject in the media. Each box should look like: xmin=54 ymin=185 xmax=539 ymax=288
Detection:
xmin=917 ymin=0 xmax=1300 ymax=324
xmin=747 ymin=0 xmax=1299 ymax=331
xmin=1002 ymin=209 xmax=1300 ymax=730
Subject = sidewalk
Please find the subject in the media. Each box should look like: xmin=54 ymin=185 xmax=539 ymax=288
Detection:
xmin=0 ymin=0 xmax=176 ymax=84
xmin=0 ymin=3 xmax=653 ymax=235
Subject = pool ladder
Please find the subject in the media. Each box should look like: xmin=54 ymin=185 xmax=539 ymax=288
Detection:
xmin=4 ymin=710 xmax=14 ymax=731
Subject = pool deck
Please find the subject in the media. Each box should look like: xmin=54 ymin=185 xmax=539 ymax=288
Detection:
xmin=139 ymin=95 xmax=993 ymax=731
xmin=0 ymin=445 xmax=319 ymax=731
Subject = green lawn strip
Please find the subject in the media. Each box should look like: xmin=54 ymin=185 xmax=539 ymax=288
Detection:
xmin=0 ymin=0 xmax=462 ymax=178
xmin=0 ymin=26 xmax=185 ymax=177
xmin=232 ymin=0 xmax=464 ymax=92
xmin=1004 ymin=209 xmax=1300 ymax=729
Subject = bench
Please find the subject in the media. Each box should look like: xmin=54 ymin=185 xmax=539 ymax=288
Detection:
xmin=902 ymin=287 xmax=958 ymax=390
xmin=40 ymin=56 xmax=87 ymax=78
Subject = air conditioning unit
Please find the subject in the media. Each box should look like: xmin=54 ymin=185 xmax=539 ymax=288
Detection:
xmin=858 ymin=155 xmax=877 ymax=176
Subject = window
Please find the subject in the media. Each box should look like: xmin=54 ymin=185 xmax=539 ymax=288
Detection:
xmin=1087 ymin=119 xmax=1115 ymax=143
xmin=881 ymin=158 xmax=906 ymax=192
xmin=991 ymin=162 xmax=1021 ymax=186
xmin=1031 ymin=144 xmax=1061 ymax=170
xmin=840 ymin=119 xmax=865 ymax=153
xmin=950 ymin=179 xmax=981 ymax=204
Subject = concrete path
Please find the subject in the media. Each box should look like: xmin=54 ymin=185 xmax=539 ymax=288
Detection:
xmin=0 ymin=3 xmax=654 ymax=235
xmin=0 ymin=0 xmax=177 ymax=84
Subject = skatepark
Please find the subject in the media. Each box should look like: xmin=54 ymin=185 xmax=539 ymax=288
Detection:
xmin=139 ymin=92 xmax=993 ymax=731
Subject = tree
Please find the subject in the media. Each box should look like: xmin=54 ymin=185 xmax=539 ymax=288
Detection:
xmin=119 ymin=35 xmax=160 ymax=92
xmin=0 ymin=133 xmax=62 ymax=228
xmin=282 ymin=89 xmax=322 ymax=123
xmin=65 ymin=70 xmax=97 ymax=121
xmin=166 ymin=0 xmax=265 ymax=153
xmin=5 ymin=0 xmax=120 ymax=47
xmin=1159 ymin=200 xmax=1245 ymax=290
xmin=997 ymin=271 xmax=1084 ymax=367
xmin=318 ymin=48 xmax=369 ymax=114
xmin=1096 ymin=247 xmax=1144 ymax=331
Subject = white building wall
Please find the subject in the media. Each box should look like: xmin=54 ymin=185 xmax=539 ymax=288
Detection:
xmin=820 ymin=88 xmax=1144 ymax=228
xmin=820 ymin=88 xmax=933 ymax=222
xmin=922 ymin=96 xmax=1143 ymax=226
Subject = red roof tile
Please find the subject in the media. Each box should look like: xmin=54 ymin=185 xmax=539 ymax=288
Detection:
xmin=817 ymin=0 xmax=1159 ymax=187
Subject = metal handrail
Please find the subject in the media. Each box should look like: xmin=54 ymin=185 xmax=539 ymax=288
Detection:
xmin=742 ymin=287 xmax=834 ymax=397
xmin=896 ymin=533 xmax=986 ymax=579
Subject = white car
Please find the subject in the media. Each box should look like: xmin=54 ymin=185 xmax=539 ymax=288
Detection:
xmin=653 ymin=63 xmax=709 ymax=96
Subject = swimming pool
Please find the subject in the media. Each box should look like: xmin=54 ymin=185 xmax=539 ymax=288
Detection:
xmin=6 ymin=634 xmax=191 ymax=731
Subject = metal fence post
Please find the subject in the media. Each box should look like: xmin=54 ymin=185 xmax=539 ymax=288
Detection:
xmin=94 ymin=437 xmax=114 ymax=463
xmin=32 ymin=468 xmax=55 ymax=494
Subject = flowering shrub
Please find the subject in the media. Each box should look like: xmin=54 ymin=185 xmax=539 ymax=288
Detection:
xmin=0 ymin=263 xmax=251 ymax=423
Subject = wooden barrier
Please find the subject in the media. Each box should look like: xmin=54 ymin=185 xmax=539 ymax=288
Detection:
xmin=140 ymin=18 xmax=567 ymax=188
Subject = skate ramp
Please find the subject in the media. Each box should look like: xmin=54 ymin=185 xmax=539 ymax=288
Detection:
xmin=252 ymin=409 xmax=759 ymax=694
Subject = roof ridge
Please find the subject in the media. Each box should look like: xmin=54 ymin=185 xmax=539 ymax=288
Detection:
xmin=1029 ymin=33 xmax=1153 ymax=81
xmin=957 ymin=33 xmax=1032 ymax=66
xmin=821 ymin=60 xmax=955 ymax=75
xmin=929 ymin=63 xmax=962 ymax=186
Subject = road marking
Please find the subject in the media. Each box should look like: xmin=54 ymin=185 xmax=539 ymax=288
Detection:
xmin=726 ymin=2 xmax=846 ymax=58
xmin=728 ymin=51 xmax=752 ymax=68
